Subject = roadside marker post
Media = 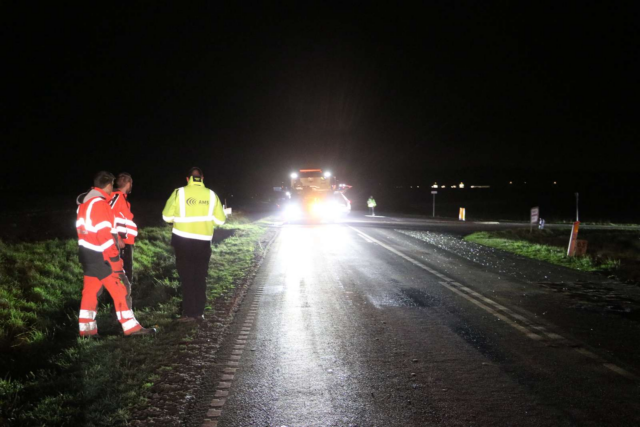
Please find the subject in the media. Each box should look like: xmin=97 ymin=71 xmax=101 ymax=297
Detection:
xmin=431 ymin=191 xmax=437 ymax=217
xmin=458 ymin=207 xmax=466 ymax=221
xmin=567 ymin=221 xmax=581 ymax=256
xmin=530 ymin=206 xmax=539 ymax=233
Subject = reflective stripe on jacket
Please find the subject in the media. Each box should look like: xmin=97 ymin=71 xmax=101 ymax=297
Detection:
xmin=76 ymin=187 xmax=119 ymax=261
xmin=110 ymin=190 xmax=137 ymax=245
xmin=162 ymin=177 xmax=226 ymax=241
xmin=367 ymin=198 xmax=377 ymax=208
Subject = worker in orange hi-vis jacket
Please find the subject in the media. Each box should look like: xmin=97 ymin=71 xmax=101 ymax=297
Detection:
xmin=110 ymin=172 xmax=137 ymax=285
xmin=76 ymin=171 xmax=155 ymax=338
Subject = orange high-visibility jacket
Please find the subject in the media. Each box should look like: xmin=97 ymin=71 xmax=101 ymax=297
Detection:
xmin=76 ymin=187 xmax=120 ymax=266
xmin=110 ymin=190 xmax=138 ymax=245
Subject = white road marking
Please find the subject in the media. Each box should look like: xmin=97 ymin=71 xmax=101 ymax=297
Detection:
xmin=439 ymin=281 xmax=542 ymax=340
xmin=357 ymin=233 xmax=374 ymax=243
xmin=210 ymin=399 xmax=225 ymax=407
xmin=603 ymin=364 xmax=635 ymax=379
xmin=350 ymin=226 xmax=637 ymax=379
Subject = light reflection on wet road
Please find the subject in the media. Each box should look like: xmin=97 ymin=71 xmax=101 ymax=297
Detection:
xmin=213 ymin=224 xmax=640 ymax=427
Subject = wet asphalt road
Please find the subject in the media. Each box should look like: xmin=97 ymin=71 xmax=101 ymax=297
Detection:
xmin=211 ymin=219 xmax=640 ymax=427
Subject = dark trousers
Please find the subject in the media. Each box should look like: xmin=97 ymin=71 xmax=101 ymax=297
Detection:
xmin=171 ymin=234 xmax=212 ymax=317
xmin=120 ymin=244 xmax=134 ymax=285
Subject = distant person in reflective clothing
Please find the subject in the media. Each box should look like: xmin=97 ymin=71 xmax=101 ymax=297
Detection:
xmin=367 ymin=196 xmax=377 ymax=216
xmin=110 ymin=173 xmax=137 ymax=285
xmin=162 ymin=167 xmax=226 ymax=323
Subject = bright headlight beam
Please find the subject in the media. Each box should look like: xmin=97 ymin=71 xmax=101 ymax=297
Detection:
xmin=291 ymin=172 xmax=298 ymax=179
xmin=324 ymin=171 xmax=331 ymax=178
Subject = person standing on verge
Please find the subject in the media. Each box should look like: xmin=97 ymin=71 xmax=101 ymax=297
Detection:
xmin=76 ymin=171 xmax=155 ymax=337
xmin=162 ymin=167 xmax=226 ymax=322
xmin=367 ymin=195 xmax=377 ymax=216
xmin=110 ymin=173 xmax=137 ymax=285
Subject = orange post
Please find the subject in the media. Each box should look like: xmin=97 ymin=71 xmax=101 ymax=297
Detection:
xmin=567 ymin=221 xmax=580 ymax=256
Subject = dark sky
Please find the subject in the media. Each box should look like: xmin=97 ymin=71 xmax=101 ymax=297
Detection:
xmin=2 ymin=2 xmax=638 ymax=196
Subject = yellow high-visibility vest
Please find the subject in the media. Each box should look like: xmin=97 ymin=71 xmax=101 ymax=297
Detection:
xmin=162 ymin=177 xmax=226 ymax=241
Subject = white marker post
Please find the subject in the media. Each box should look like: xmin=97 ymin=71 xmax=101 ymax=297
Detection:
xmin=530 ymin=206 xmax=539 ymax=233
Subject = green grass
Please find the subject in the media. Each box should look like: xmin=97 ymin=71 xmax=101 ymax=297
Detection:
xmin=464 ymin=229 xmax=625 ymax=273
xmin=0 ymin=217 xmax=267 ymax=426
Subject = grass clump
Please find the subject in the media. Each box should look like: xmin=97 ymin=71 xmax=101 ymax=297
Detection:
xmin=0 ymin=219 xmax=267 ymax=426
xmin=463 ymin=228 xmax=632 ymax=275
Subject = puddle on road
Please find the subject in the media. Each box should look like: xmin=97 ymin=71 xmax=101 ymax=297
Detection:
xmin=399 ymin=288 xmax=440 ymax=308
xmin=367 ymin=287 xmax=440 ymax=309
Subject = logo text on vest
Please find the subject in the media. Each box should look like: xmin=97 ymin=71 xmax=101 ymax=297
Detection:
xmin=186 ymin=197 xmax=209 ymax=206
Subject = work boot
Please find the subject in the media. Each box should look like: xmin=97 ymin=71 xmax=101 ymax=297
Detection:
xmin=127 ymin=327 xmax=156 ymax=337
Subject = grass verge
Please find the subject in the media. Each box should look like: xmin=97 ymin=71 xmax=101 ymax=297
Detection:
xmin=463 ymin=228 xmax=639 ymax=278
xmin=0 ymin=216 xmax=267 ymax=426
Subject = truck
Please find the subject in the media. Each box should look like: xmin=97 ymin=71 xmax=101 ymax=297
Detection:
xmin=283 ymin=169 xmax=351 ymax=222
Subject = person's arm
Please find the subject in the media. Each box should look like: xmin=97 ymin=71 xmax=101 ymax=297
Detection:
xmin=123 ymin=205 xmax=138 ymax=240
xmin=211 ymin=191 xmax=226 ymax=226
xmin=94 ymin=202 xmax=121 ymax=264
xmin=162 ymin=189 xmax=179 ymax=223
xmin=117 ymin=197 xmax=138 ymax=243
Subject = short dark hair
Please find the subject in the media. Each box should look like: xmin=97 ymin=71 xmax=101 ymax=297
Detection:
xmin=115 ymin=172 xmax=132 ymax=189
xmin=93 ymin=171 xmax=115 ymax=189
xmin=188 ymin=167 xmax=203 ymax=177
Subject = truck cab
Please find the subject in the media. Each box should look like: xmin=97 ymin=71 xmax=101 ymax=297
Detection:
xmin=284 ymin=169 xmax=351 ymax=222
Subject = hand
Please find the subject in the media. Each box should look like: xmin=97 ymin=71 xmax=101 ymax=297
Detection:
xmin=118 ymin=239 xmax=125 ymax=249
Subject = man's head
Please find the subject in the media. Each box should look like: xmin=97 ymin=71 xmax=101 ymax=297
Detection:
xmin=186 ymin=167 xmax=203 ymax=183
xmin=115 ymin=172 xmax=133 ymax=194
xmin=93 ymin=171 xmax=115 ymax=195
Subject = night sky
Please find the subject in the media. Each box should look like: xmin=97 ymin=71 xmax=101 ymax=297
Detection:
xmin=2 ymin=2 xmax=638 ymax=197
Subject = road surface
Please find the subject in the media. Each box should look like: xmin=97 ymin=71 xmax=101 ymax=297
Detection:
xmin=199 ymin=218 xmax=640 ymax=427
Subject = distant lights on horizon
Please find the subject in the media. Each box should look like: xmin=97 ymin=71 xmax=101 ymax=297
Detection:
xmin=397 ymin=183 xmax=491 ymax=189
